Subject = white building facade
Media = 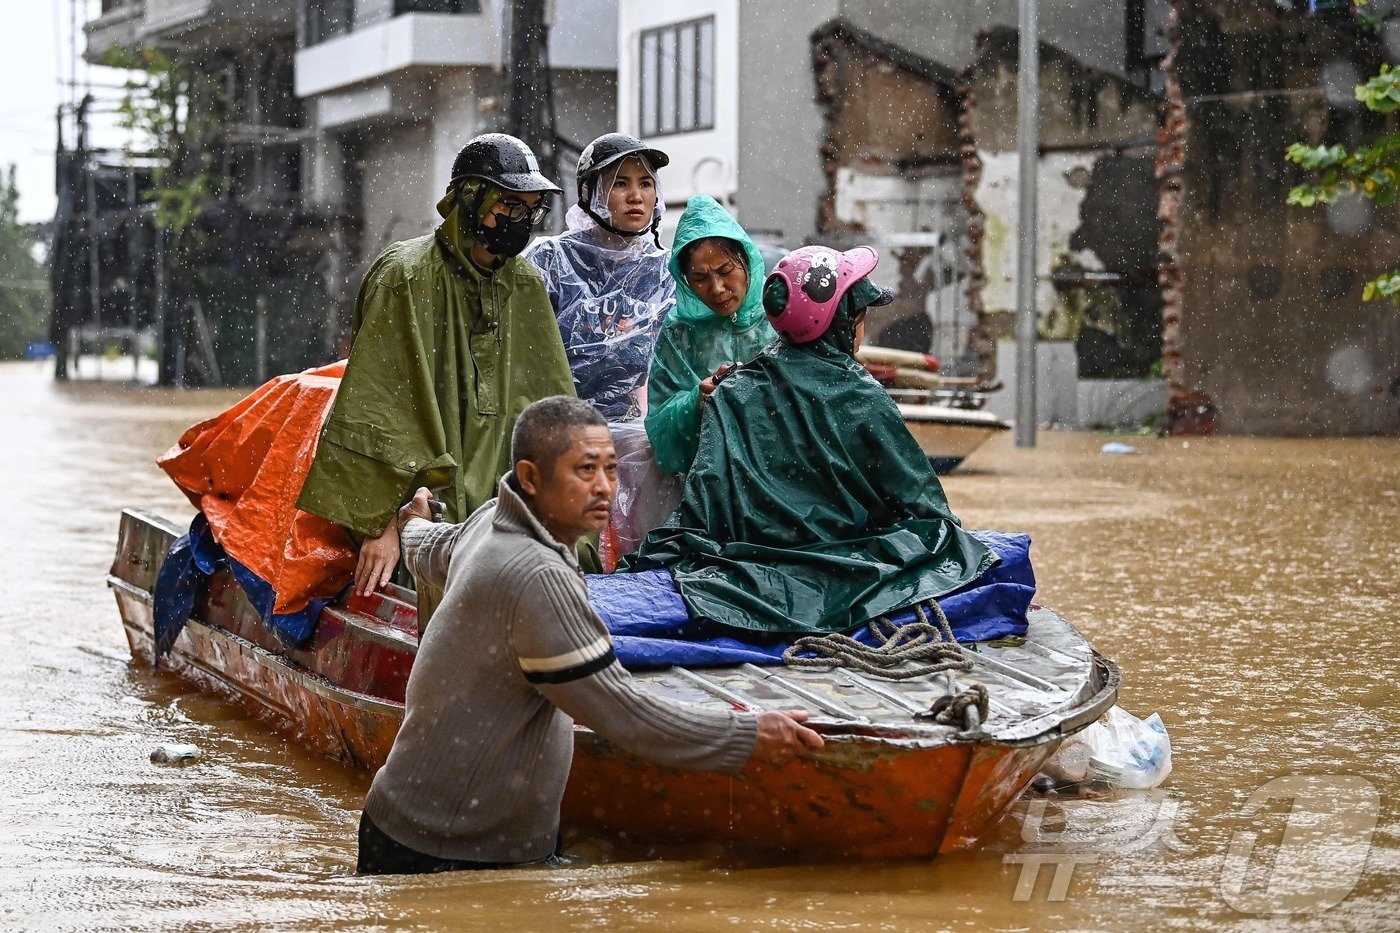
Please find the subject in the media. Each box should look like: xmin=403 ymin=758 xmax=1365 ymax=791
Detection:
xmin=294 ymin=0 xmax=620 ymax=261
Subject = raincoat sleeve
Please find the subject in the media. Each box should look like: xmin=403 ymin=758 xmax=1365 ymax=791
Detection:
xmin=523 ymin=238 xmax=566 ymax=315
xmin=644 ymin=323 xmax=704 ymax=474
xmin=296 ymin=252 xmax=458 ymax=539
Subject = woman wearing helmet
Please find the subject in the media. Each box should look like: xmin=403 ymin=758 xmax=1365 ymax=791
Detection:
xmin=644 ymin=195 xmax=778 ymax=477
xmin=525 ymin=132 xmax=674 ymax=421
xmin=622 ymin=246 xmax=996 ymax=637
xmin=524 ymin=133 xmax=678 ymax=565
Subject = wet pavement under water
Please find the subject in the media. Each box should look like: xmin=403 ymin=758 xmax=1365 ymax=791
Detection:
xmin=0 ymin=360 xmax=1394 ymax=931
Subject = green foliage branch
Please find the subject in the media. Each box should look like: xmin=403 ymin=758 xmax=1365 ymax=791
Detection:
xmin=0 ymin=165 xmax=47 ymax=359
xmin=105 ymin=46 xmax=228 ymax=242
xmin=1286 ymin=62 xmax=1400 ymax=304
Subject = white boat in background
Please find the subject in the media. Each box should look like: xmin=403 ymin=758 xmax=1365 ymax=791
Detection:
xmin=898 ymin=402 xmax=1010 ymax=473
xmin=857 ymin=345 xmax=1008 ymax=472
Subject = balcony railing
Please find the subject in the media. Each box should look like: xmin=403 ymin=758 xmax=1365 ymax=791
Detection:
xmin=295 ymin=0 xmax=616 ymax=98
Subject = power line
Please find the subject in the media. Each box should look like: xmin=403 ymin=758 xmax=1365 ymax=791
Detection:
xmin=57 ymin=80 xmax=140 ymax=92
xmin=0 ymin=108 xmax=62 ymax=123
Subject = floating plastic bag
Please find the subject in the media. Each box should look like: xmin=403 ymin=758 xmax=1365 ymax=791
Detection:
xmin=1042 ymin=705 xmax=1172 ymax=790
xmin=150 ymin=744 xmax=201 ymax=765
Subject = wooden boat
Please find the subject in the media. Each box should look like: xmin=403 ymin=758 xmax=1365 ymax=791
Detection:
xmin=857 ymin=345 xmax=1008 ymax=472
xmin=109 ymin=508 xmax=1118 ymax=859
xmin=898 ymin=402 xmax=1011 ymax=473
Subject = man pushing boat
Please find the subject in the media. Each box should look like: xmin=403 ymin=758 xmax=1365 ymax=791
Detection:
xmin=356 ymin=396 xmax=823 ymax=875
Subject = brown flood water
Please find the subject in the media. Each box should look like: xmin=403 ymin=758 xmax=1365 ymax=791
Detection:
xmin=0 ymin=360 xmax=1395 ymax=931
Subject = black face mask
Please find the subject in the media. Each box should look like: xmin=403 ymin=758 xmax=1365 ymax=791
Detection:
xmin=473 ymin=211 xmax=532 ymax=258
xmin=455 ymin=184 xmax=535 ymax=260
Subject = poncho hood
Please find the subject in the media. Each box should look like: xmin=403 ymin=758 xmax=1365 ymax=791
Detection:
xmin=643 ymin=198 xmax=777 ymax=473
xmin=667 ymin=196 xmax=767 ymax=330
xmin=434 ymin=180 xmax=501 ymax=272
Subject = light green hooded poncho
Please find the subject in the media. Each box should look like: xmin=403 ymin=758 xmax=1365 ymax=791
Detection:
xmin=643 ymin=196 xmax=777 ymax=474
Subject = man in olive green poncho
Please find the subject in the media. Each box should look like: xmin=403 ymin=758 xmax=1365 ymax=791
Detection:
xmin=624 ymin=246 xmax=996 ymax=636
xmin=297 ymin=134 xmax=577 ymax=620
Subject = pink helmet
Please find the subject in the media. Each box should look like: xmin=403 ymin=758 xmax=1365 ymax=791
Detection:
xmin=763 ymin=245 xmax=881 ymax=345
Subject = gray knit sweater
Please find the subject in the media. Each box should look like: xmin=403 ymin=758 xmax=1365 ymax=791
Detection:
xmin=363 ymin=474 xmax=758 ymax=863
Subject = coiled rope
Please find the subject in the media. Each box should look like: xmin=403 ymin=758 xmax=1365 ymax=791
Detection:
xmin=782 ymin=601 xmax=973 ymax=681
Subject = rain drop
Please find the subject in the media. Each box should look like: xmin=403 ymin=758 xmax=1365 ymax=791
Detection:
xmin=1325 ymin=345 xmax=1376 ymax=396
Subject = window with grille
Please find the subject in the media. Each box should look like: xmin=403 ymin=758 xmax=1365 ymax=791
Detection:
xmin=304 ymin=0 xmax=355 ymax=46
xmin=639 ymin=17 xmax=715 ymax=137
xmin=394 ymin=0 xmax=481 ymax=14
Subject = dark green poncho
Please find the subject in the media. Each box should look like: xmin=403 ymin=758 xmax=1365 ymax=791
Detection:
xmin=623 ymin=290 xmax=996 ymax=635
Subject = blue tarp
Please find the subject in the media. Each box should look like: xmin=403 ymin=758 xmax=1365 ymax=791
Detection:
xmin=152 ymin=514 xmax=329 ymax=660
xmin=154 ymin=518 xmax=1033 ymax=671
xmin=591 ymin=531 xmax=1034 ymax=669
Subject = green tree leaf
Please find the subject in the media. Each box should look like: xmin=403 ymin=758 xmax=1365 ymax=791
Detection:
xmin=1287 ymin=61 xmax=1399 ymax=305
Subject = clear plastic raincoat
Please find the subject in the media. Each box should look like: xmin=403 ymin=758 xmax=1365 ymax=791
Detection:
xmin=525 ymin=158 xmax=680 ymax=566
xmin=524 ymin=157 xmax=675 ymax=422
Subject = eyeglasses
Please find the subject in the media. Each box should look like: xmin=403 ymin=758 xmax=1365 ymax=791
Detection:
xmin=494 ymin=198 xmax=552 ymax=227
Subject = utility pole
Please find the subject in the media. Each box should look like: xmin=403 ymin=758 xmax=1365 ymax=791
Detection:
xmin=1014 ymin=0 xmax=1040 ymax=447
xmin=503 ymin=0 xmax=559 ymax=186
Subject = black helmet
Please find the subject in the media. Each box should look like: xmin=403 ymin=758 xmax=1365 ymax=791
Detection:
xmin=575 ymin=133 xmax=670 ymax=206
xmin=450 ymin=133 xmax=561 ymax=194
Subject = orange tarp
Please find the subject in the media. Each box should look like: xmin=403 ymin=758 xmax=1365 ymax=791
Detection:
xmin=157 ymin=362 xmax=357 ymax=614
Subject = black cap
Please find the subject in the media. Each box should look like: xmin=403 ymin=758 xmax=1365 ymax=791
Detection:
xmin=575 ymin=133 xmax=669 ymax=205
xmin=450 ymin=133 xmax=561 ymax=194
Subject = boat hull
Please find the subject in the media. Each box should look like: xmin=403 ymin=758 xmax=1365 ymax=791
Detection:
xmin=565 ymin=732 xmax=1057 ymax=857
xmin=115 ymin=580 xmax=400 ymax=769
xmin=109 ymin=509 xmax=1114 ymax=859
xmin=899 ymin=404 xmax=1010 ymax=473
